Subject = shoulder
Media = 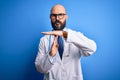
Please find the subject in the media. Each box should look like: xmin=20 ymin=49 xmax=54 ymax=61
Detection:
xmin=40 ymin=35 xmax=49 ymax=40
xmin=39 ymin=35 xmax=50 ymax=44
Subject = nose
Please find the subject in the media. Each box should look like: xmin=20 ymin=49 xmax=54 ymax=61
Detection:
xmin=55 ymin=15 xmax=59 ymax=20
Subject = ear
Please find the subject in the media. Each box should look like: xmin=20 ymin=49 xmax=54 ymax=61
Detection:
xmin=65 ymin=14 xmax=68 ymax=20
xmin=49 ymin=15 xmax=51 ymax=19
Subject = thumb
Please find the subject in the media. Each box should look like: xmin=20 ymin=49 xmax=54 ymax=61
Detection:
xmin=53 ymin=35 xmax=58 ymax=47
xmin=54 ymin=35 xmax=57 ymax=42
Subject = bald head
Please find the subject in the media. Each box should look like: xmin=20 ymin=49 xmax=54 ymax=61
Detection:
xmin=50 ymin=4 xmax=67 ymax=14
xmin=50 ymin=4 xmax=68 ymax=30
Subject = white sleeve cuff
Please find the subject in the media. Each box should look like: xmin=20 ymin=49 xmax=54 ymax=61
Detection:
xmin=48 ymin=52 xmax=58 ymax=64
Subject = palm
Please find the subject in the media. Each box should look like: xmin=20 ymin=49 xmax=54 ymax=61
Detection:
xmin=41 ymin=31 xmax=63 ymax=36
xmin=50 ymin=35 xmax=58 ymax=57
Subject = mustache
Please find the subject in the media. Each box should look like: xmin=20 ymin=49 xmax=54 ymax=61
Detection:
xmin=54 ymin=20 xmax=62 ymax=24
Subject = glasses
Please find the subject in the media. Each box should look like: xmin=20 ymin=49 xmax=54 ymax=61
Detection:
xmin=50 ymin=13 xmax=66 ymax=19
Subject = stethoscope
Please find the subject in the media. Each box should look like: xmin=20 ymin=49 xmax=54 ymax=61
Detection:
xmin=48 ymin=35 xmax=52 ymax=53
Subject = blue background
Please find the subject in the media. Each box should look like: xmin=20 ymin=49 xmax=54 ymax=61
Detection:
xmin=0 ymin=0 xmax=120 ymax=80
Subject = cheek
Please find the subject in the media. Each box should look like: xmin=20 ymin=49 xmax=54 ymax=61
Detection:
xmin=61 ymin=19 xmax=66 ymax=24
xmin=51 ymin=19 xmax=56 ymax=23
xmin=62 ymin=18 xmax=66 ymax=22
xmin=60 ymin=19 xmax=65 ymax=23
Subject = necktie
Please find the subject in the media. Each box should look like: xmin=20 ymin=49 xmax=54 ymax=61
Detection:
xmin=57 ymin=36 xmax=64 ymax=59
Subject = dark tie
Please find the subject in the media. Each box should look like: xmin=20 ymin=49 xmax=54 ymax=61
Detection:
xmin=57 ymin=36 xmax=64 ymax=59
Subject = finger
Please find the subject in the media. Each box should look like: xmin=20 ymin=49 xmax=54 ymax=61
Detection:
xmin=53 ymin=36 xmax=58 ymax=47
xmin=54 ymin=35 xmax=58 ymax=44
xmin=41 ymin=31 xmax=53 ymax=35
xmin=41 ymin=31 xmax=63 ymax=36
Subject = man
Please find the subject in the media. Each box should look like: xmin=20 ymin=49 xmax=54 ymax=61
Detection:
xmin=35 ymin=4 xmax=97 ymax=80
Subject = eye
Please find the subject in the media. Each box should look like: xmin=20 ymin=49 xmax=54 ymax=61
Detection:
xmin=51 ymin=14 xmax=56 ymax=16
xmin=50 ymin=13 xmax=66 ymax=19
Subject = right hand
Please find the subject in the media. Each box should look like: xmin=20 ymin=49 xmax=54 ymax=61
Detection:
xmin=49 ymin=35 xmax=58 ymax=57
xmin=41 ymin=31 xmax=63 ymax=36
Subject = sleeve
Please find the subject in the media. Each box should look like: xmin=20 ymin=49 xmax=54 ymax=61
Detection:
xmin=66 ymin=29 xmax=97 ymax=57
xmin=35 ymin=37 xmax=58 ymax=74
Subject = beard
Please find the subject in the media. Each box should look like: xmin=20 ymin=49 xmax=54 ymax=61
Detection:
xmin=51 ymin=20 xmax=66 ymax=30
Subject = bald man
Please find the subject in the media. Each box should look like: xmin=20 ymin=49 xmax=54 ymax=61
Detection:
xmin=35 ymin=4 xmax=97 ymax=80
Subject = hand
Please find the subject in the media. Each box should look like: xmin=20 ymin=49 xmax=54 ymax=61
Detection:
xmin=49 ymin=35 xmax=58 ymax=57
xmin=41 ymin=31 xmax=63 ymax=36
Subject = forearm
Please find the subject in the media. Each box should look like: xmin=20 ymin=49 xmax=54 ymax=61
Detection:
xmin=35 ymin=51 xmax=58 ymax=73
xmin=35 ymin=37 xmax=58 ymax=74
xmin=66 ymin=29 xmax=97 ymax=56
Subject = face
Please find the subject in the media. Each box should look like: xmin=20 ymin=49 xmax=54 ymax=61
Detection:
xmin=50 ymin=5 xmax=68 ymax=30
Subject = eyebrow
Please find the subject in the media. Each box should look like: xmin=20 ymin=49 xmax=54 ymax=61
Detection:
xmin=50 ymin=13 xmax=66 ymax=15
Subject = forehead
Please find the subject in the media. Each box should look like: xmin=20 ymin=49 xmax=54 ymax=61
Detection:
xmin=51 ymin=5 xmax=66 ymax=14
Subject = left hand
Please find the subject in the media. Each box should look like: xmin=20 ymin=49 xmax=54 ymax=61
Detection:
xmin=49 ymin=35 xmax=58 ymax=57
xmin=41 ymin=31 xmax=63 ymax=36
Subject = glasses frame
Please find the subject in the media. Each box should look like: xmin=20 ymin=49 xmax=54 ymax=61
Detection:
xmin=50 ymin=13 xmax=66 ymax=20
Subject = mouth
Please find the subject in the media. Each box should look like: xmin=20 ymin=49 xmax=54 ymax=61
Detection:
xmin=54 ymin=22 xmax=61 ymax=26
xmin=56 ymin=22 xmax=60 ymax=25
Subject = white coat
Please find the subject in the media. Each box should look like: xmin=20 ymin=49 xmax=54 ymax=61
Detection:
xmin=35 ymin=28 xmax=97 ymax=80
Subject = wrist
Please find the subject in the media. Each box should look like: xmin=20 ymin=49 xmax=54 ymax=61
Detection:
xmin=63 ymin=31 xmax=68 ymax=38
xmin=49 ymin=51 xmax=56 ymax=57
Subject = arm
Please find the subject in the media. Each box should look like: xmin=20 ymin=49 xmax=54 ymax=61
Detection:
xmin=66 ymin=29 xmax=97 ymax=56
xmin=35 ymin=36 xmax=58 ymax=74
xmin=41 ymin=29 xmax=97 ymax=56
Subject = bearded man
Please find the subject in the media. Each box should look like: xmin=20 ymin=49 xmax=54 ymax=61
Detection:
xmin=35 ymin=4 xmax=97 ymax=80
